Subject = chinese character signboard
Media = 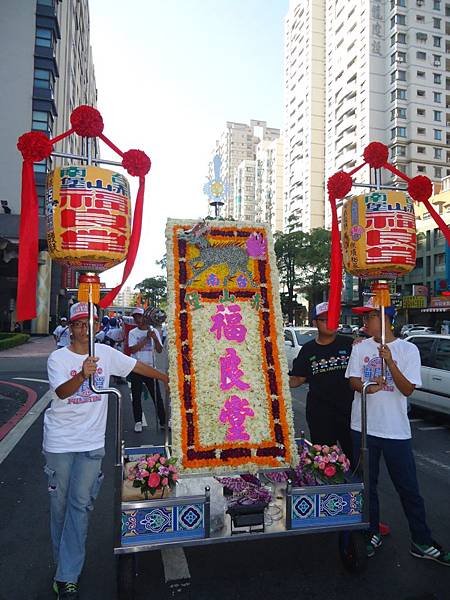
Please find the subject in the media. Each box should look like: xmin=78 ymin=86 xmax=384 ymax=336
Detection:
xmin=430 ymin=296 xmax=450 ymax=308
xmin=46 ymin=166 xmax=131 ymax=270
xmin=166 ymin=220 xmax=298 ymax=474
xmin=402 ymin=296 xmax=427 ymax=309
xmin=341 ymin=191 xmax=416 ymax=279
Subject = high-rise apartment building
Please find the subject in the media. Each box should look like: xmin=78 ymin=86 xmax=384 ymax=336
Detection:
xmin=284 ymin=0 xmax=326 ymax=232
xmin=255 ymin=137 xmax=284 ymax=232
xmin=285 ymin=0 xmax=450 ymax=231
xmin=234 ymin=159 xmax=256 ymax=221
xmin=211 ymin=120 xmax=280 ymax=219
xmin=0 ymin=0 xmax=97 ymax=332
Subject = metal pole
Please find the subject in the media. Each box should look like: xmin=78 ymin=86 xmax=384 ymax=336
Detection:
xmin=380 ymin=305 xmax=386 ymax=381
xmin=361 ymin=380 xmax=376 ymax=523
xmin=87 ymin=288 xmax=123 ymax=466
xmin=51 ymin=150 xmax=123 ymax=168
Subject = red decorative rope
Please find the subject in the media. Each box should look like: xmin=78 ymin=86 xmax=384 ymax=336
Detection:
xmin=99 ymin=133 xmax=124 ymax=157
xmin=50 ymin=129 xmax=74 ymax=145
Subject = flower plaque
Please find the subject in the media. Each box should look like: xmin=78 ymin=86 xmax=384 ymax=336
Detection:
xmin=166 ymin=219 xmax=298 ymax=474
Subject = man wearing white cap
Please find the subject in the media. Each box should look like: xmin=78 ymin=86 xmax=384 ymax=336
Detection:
xmin=53 ymin=317 xmax=70 ymax=349
xmin=44 ymin=303 xmax=169 ymax=599
xmin=128 ymin=306 xmax=165 ymax=432
xmin=289 ymin=301 xmax=354 ymax=463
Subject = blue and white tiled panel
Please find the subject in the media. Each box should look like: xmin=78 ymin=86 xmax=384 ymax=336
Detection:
xmin=124 ymin=446 xmax=166 ymax=460
xmin=290 ymin=489 xmax=363 ymax=529
xmin=121 ymin=502 xmax=206 ymax=546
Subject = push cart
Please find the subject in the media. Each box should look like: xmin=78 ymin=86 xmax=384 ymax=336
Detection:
xmin=85 ymin=301 xmax=376 ymax=599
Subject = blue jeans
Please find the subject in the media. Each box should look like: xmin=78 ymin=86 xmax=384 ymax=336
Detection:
xmin=352 ymin=431 xmax=432 ymax=545
xmin=43 ymin=448 xmax=105 ymax=582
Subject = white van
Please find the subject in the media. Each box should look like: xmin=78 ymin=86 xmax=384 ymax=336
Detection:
xmin=406 ymin=333 xmax=450 ymax=417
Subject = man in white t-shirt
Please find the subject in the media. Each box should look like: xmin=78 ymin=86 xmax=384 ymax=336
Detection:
xmin=53 ymin=317 xmax=70 ymax=348
xmin=44 ymin=302 xmax=169 ymax=599
xmin=128 ymin=306 xmax=165 ymax=432
xmin=346 ymin=300 xmax=449 ymax=566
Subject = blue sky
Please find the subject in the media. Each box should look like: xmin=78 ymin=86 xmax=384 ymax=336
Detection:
xmin=89 ymin=0 xmax=288 ymax=288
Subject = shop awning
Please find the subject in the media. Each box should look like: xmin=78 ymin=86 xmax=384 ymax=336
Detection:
xmin=421 ymin=307 xmax=450 ymax=312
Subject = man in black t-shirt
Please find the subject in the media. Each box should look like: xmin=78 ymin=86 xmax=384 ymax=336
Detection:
xmin=289 ymin=301 xmax=354 ymax=463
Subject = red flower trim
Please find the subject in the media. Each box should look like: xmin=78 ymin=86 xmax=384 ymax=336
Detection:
xmin=408 ymin=175 xmax=433 ymax=203
xmin=363 ymin=142 xmax=388 ymax=169
xmin=17 ymin=131 xmax=53 ymax=162
xmin=327 ymin=171 xmax=353 ymax=200
xmin=122 ymin=149 xmax=151 ymax=177
xmin=70 ymin=105 xmax=104 ymax=137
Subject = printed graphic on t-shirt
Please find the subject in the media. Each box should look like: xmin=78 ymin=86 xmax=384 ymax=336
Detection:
xmin=68 ymin=367 xmax=105 ymax=404
xmin=309 ymin=349 xmax=350 ymax=376
xmin=363 ymin=355 xmax=394 ymax=391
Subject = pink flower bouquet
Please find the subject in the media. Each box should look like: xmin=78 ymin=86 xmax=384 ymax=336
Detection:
xmin=127 ymin=454 xmax=178 ymax=499
xmin=304 ymin=444 xmax=351 ymax=484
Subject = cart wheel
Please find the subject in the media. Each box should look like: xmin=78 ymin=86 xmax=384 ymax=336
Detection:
xmin=117 ymin=553 xmax=136 ymax=600
xmin=338 ymin=531 xmax=368 ymax=574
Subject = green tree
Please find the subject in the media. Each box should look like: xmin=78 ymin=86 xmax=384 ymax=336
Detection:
xmin=156 ymin=254 xmax=167 ymax=271
xmin=134 ymin=276 xmax=167 ymax=308
xmin=274 ymin=230 xmax=307 ymax=322
xmin=296 ymin=228 xmax=332 ymax=311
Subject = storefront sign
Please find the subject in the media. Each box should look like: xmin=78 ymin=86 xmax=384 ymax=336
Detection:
xmin=412 ymin=285 xmax=428 ymax=297
xmin=430 ymin=296 xmax=450 ymax=308
xmin=402 ymin=296 xmax=427 ymax=309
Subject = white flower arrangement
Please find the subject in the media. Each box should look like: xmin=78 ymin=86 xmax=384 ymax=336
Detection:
xmin=166 ymin=219 xmax=298 ymax=474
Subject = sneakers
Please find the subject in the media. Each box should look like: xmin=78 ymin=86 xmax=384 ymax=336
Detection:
xmin=410 ymin=540 xmax=450 ymax=566
xmin=366 ymin=532 xmax=382 ymax=557
xmin=53 ymin=580 xmax=79 ymax=599
xmin=134 ymin=421 xmax=143 ymax=433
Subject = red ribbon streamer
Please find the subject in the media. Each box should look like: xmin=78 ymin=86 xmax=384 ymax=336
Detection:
xmin=17 ymin=162 xmax=39 ymax=321
xmin=327 ymin=193 xmax=342 ymax=330
xmin=98 ymin=176 xmax=145 ymax=308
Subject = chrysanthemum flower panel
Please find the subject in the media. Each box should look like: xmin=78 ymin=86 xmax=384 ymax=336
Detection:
xmin=166 ymin=220 xmax=298 ymax=474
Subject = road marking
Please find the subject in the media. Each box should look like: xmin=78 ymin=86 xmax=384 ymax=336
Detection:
xmin=13 ymin=377 xmax=49 ymax=384
xmin=415 ymin=451 xmax=450 ymax=473
xmin=417 ymin=426 xmax=447 ymax=431
xmin=0 ymin=389 xmax=52 ymax=464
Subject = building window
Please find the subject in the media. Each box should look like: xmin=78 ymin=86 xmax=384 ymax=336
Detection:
xmin=33 ymin=160 xmax=47 ymax=174
xmin=434 ymin=129 xmax=442 ymax=140
xmin=433 ymin=73 xmax=442 ymax=84
xmin=397 ymin=51 xmax=406 ymax=63
xmin=391 ymin=34 xmax=396 ymax=46
xmin=434 ymin=110 xmax=442 ymax=121
xmin=416 ymin=14 xmax=425 ymax=21
xmin=417 ymin=127 xmax=426 ymax=134
xmin=33 ymin=68 xmax=52 ymax=89
xmin=417 ymin=89 xmax=426 ymax=97
xmin=417 ymin=108 xmax=426 ymax=116
xmin=433 ymin=54 xmax=441 ymax=66
xmin=416 ymin=32 xmax=428 ymax=42
xmin=397 ymin=88 xmax=407 ymax=99
xmin=434 ymin=166 xmax=442 ymax=177
xmin=433 ymin=0 xmax=441 ymax=8
xmin=398 ymin=70 xmax=406 ymax=81
xmin=434 ymin=92 xmax=442 ymax=102
xmin=417 ymin=146 xmax=426 ymax=154
xmin=35 ymin=28 xmax=53 ymax=48
xmin=434 ymin=147 xmax=442 ymax=159
xmin=398 ymin=32 xmax=407 ymax=43
xmin=37 ymin=0 xmax=55 ymax=6
xmin=397 ymin=107 xmax=407 ymax=118
xmin=417 ymin=70 xmax=425 ymax=78
xmin=433 ymin=17 xmax=442 ymax=27
xmin=32 ymin=110 xmax=51 ymax=132
xmin=416 ymin=51 xmax=426 ymax=60
xmin=433 ymin=36 xmax=442 ymax=47
xmin=417 ymin=165 xmax=426 ymax=173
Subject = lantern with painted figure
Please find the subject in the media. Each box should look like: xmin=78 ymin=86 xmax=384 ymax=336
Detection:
xmin=46 ymin=164 xmax=132 ymax=303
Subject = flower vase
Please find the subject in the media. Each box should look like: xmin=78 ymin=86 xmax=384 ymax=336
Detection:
xmin=144 ymin=486 xmax=169 ymax=500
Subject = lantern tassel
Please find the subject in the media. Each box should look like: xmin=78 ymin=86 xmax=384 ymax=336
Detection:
xmin=372 ymin=282 xmax=391 ymax=308
xmin=78 ymin=273 xmax=101 ymax=304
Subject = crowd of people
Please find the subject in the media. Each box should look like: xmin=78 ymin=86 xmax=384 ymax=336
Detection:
xmin=43 ymin=296 xmax=449 ymax=599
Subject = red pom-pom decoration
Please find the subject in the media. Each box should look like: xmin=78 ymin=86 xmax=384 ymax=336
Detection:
xmin=122 ymin=149 xmax=151 ymax=177
xmin=363 ymin=142 xmax=389 ymax=169
xmin=70 ymin=105 xmax=104 ymax=137
xmin=408 ymin=175 xmax=433 ymax=203
xmin=17 ymin=131 xmax=53 ymax=162
xmin=327 ymin=171 xmax=353 ymax=200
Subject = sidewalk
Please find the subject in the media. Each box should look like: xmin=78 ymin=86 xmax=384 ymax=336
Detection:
xmin=0 ymin=335 xmax=56 ymax=357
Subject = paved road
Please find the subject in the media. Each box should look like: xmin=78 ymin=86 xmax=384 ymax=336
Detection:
xmin=1 ymin=347 xmax=449 ymax=600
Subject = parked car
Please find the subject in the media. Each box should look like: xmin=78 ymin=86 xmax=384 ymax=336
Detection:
xmin=284 ymin=326 xmax=317 ymax=371
xmin=337 ymin=324 xmax=353 ymax=335
xmin=403 ymin=326 xmax=435 ymax=337
xmin=405 ymin=333 xmax=450 ymax=416
xmin=400 ymin=323 xmax=420 ymax=337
